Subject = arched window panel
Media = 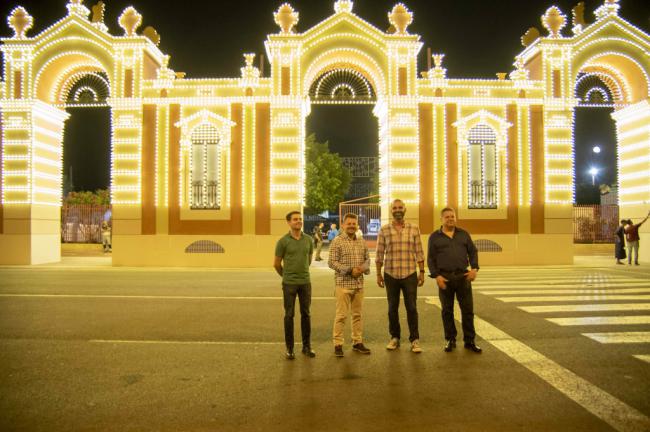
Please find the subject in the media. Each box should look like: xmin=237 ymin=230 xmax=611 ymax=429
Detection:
xmin=190 ymin=124 xmax=221 ymax=209
xmin=467 ymin=124 xmax=497 ymax=209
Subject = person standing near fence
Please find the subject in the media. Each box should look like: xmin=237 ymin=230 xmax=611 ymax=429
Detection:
xmin=625 ymin=211 xmax=650 ymax=265
xmin=614 ymin=219 xmax=627 ymax=265
xmin=313 ymin=222 xmax=324 ymax=261
xmin=376 ymin=199 xmax=425 ymax=353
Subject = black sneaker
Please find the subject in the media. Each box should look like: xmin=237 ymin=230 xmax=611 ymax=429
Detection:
xmin=302 ymin=346 xmax=316 ymax=358
xmin=334 ymin=345 xmax=344 ymax=357
xmin=352 ymin=343 xmax=371 ymax=354
xmin=285 ymin=350 xmax=295 ymax=360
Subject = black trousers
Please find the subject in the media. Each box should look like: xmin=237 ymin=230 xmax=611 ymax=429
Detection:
xmin=438 ymin=274 xmax=476 ymax=343
xmin=385 ymin=272 xmax=419 ymax=342
xmin=282 ymin=283 xmax=312 ymax=350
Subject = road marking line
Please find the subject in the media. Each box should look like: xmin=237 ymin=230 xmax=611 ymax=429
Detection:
xmin=89 ymin=340 xmax=287 ymax=345
xmin=0 ymin=294 xmax=388 ymax=301
xmin=422 ymin=297 xmax=650 ymax=432
xmin=547 ymin=316 xmax=650 ymax=326
xmin=497 ymin=295 xmax=650 ymax=303
xmin=632 ymin=355 xmax=650 ymax=364
xmin=582 ymin=332 xmax=650 ymax=344
xmin=482 ymin=288 xmax=650 ymax=295
xmin=475 ymin=280 xmax=646 ymax=286
xmin=520 ymin=304 xmax=650 ymax=313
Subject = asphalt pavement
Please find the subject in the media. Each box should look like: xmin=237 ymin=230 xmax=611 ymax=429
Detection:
xmin=0 ymin=255 xmax=649 ymax=431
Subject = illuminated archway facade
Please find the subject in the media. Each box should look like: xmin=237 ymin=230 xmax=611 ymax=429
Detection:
xmin=1 ymin=0 xmax=648 ymax=266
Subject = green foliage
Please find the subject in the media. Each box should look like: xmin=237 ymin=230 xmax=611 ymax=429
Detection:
xmin=64 ymin=189 xmax=111 ymax=205
xmin=305 ymin=134 xmax=351 ymax=213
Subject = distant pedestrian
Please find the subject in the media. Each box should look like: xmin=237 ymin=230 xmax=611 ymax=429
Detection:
xmin=625 ymin=212 xmax=650 ymax=265
xmin=313 ymin=222 xmax=324 ymax=261
xmin=326 ymin=223 xmax=339 ymax=242
xmin=101 ymin=221 xmax=112 ymax=253
xmin=274 ymin=211 xmax=316 ymax=360
xmin=328 ymin=213 xmax=371 ymax=357
xmin=427 ymin=207 xmax=482 ymax=354
xmin=376 ymin=199 xmax=425 ymax=353
xmin=614 ymin=219 xmax=627 ymax=265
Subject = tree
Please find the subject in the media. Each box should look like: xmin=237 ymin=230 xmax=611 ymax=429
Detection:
xmin=305 ymin=134 xmax=351 ymax=213
xmin=64 ymin=189 xmax=111 ymax=205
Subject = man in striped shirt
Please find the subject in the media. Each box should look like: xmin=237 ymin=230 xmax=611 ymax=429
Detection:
xmin=376 ymin=199 xmax=425 ymax=353
xmin=328 ymin=213 xmax=371 ymax=357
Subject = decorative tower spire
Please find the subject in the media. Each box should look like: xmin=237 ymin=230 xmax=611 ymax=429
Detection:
xmin=541 ymin=6 xmax=567 ymax=38
xmin=388 ymin=4 xmax=413 ymax=35
xmin=118 ymin=6 xmax=142 ymax=37
xmin=334 ymin=0 xmax=354 ymax=14
xmin=67 ymin=0 xmax=91 ymax=19
xmin=240 ymin=53 xmax=261 ymax=90
xmin=595 ymin=0 xmax=620 ymax=20
xmin=274 ymin=4 xmax=299 ymax=34
xmin=7 ymin=6 xmax=33 ymax=39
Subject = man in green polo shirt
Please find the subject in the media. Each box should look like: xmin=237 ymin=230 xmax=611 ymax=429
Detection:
xmin=274 ymin=211 xmax=315 ymax=360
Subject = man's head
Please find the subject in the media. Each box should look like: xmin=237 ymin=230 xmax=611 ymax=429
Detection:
xmin=621 ymin=219 xmax=628 ymax=226
xmin=441 ymin=207 xmax=456 ymax=230
xmin=331 ymin=223 xmax=337 ymax=230
xmin=318 ymin=222 xmax=324 ymax=229
xmin=391 ymin=199 xmax=406 ymax=221
xmin=343 ymin=213 xmax=359 ymax=236
xmin=285 ymin=211 xmax=303 ymax=231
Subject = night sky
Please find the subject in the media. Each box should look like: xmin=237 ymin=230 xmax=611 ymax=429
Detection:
xmin=1 ymin=0 xmax=649 ymax=196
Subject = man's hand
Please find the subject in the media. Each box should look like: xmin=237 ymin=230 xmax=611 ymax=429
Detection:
xmin=351 ymin=267 xmax=362 ymax=278
xmin=464 ymin=269 xmax=478 ymax=282
xmin=417 ymin=272 xmax=425 ymax=287
xmin=377 ymin=274 xmax=385 ymax=287
xmin=436 ymin=275 xmax=448 ymax=289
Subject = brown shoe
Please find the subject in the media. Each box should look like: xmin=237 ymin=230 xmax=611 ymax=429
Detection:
xmin=334 ymin=345 xmax=344 ymax=357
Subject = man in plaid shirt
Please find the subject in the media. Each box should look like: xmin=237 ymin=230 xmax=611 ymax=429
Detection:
xmin=328 ymin=213 xmax=371 ymax=357
xmin=376 ymin=199 xmax=425 ymax=353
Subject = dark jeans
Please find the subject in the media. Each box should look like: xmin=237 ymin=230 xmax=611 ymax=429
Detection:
xmin=385 ymin=272 xmax=419 ymax=342
xmin=438 ymin=274 xmax=476 ymax=343
xmin=282 ymin=283 xmax=312 ymax=350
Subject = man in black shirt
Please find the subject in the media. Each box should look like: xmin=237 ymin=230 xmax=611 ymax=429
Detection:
xmin=427 ymin=207 xmax=482 ymax=353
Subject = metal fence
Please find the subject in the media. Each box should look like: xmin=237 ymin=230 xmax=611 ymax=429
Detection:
xmin=61 ymin=204 xmax=111 ymax=243
xmin=573 ymin=205 xmax=619 ymax=244
xmin=339 ymin=195 xmax=381 ymax=239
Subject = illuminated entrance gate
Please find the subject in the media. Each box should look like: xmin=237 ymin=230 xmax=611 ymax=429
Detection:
xmin=1 ymin=0 xmax=649 ymax=266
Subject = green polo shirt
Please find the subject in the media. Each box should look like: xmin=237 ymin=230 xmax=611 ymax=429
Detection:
xmin=275 ymin=231 xmax=313 ymax=285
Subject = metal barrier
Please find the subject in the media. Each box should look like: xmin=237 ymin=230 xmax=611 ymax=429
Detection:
xmin=61 ymin=204 xmax=111 ymax=243
xmin=339 ymin=195 xmax=381 ymax=240
xmin=573 ymin=205 xmax=619 ymax=244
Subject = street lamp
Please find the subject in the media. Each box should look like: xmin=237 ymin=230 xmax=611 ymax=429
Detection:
xmin=592 ymin=146 xmax=601 ymax=154
xmin=589 ymin=167 xmax=599 ymax=186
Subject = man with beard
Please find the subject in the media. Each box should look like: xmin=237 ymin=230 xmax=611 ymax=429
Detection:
xmin=376 ymin=199 xmax=425 ymax=353
xmin=427 ymin=207 xmax=482 ymax=353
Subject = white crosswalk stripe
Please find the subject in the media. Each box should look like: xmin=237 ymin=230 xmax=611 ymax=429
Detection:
xmin=476 ymin=269 xmax=650 ymax=363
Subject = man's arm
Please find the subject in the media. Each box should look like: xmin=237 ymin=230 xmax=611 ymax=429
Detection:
xmin=415 ymin=227 xmax=425 ymax=286
xmin=465 ymin=232 xmax=479 ymax=282
xmin=273 ymin=256 xmax=283 ymax=277
xmin=427 ymin=234 xmax=438 ymax=278
xmin=375 ymin=229 xmax=385 ymax=286
xmin=328 ymin=239 xmax=350 ymax=274
xmin=363 ymin=243 xmax=371 ymax=275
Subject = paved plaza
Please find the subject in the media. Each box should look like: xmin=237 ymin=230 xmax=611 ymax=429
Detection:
xmin=1 ymin=255 xmax=649 ymax=431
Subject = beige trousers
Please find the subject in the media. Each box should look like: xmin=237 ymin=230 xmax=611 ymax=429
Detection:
xmin=333 ymin=287 xmax=364 ymax=346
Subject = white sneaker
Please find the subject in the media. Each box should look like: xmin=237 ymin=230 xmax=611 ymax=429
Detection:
xmin=386 ymin=337 xmax=400 ymax=350
xmin=411 ymin=339 xmax=422 ymax=353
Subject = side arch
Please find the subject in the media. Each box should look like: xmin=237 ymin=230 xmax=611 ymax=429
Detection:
xmin=572 ymin=39 xmax=649 ymax=103
xmin=33 ymin=38 xmax=115 ymax=104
